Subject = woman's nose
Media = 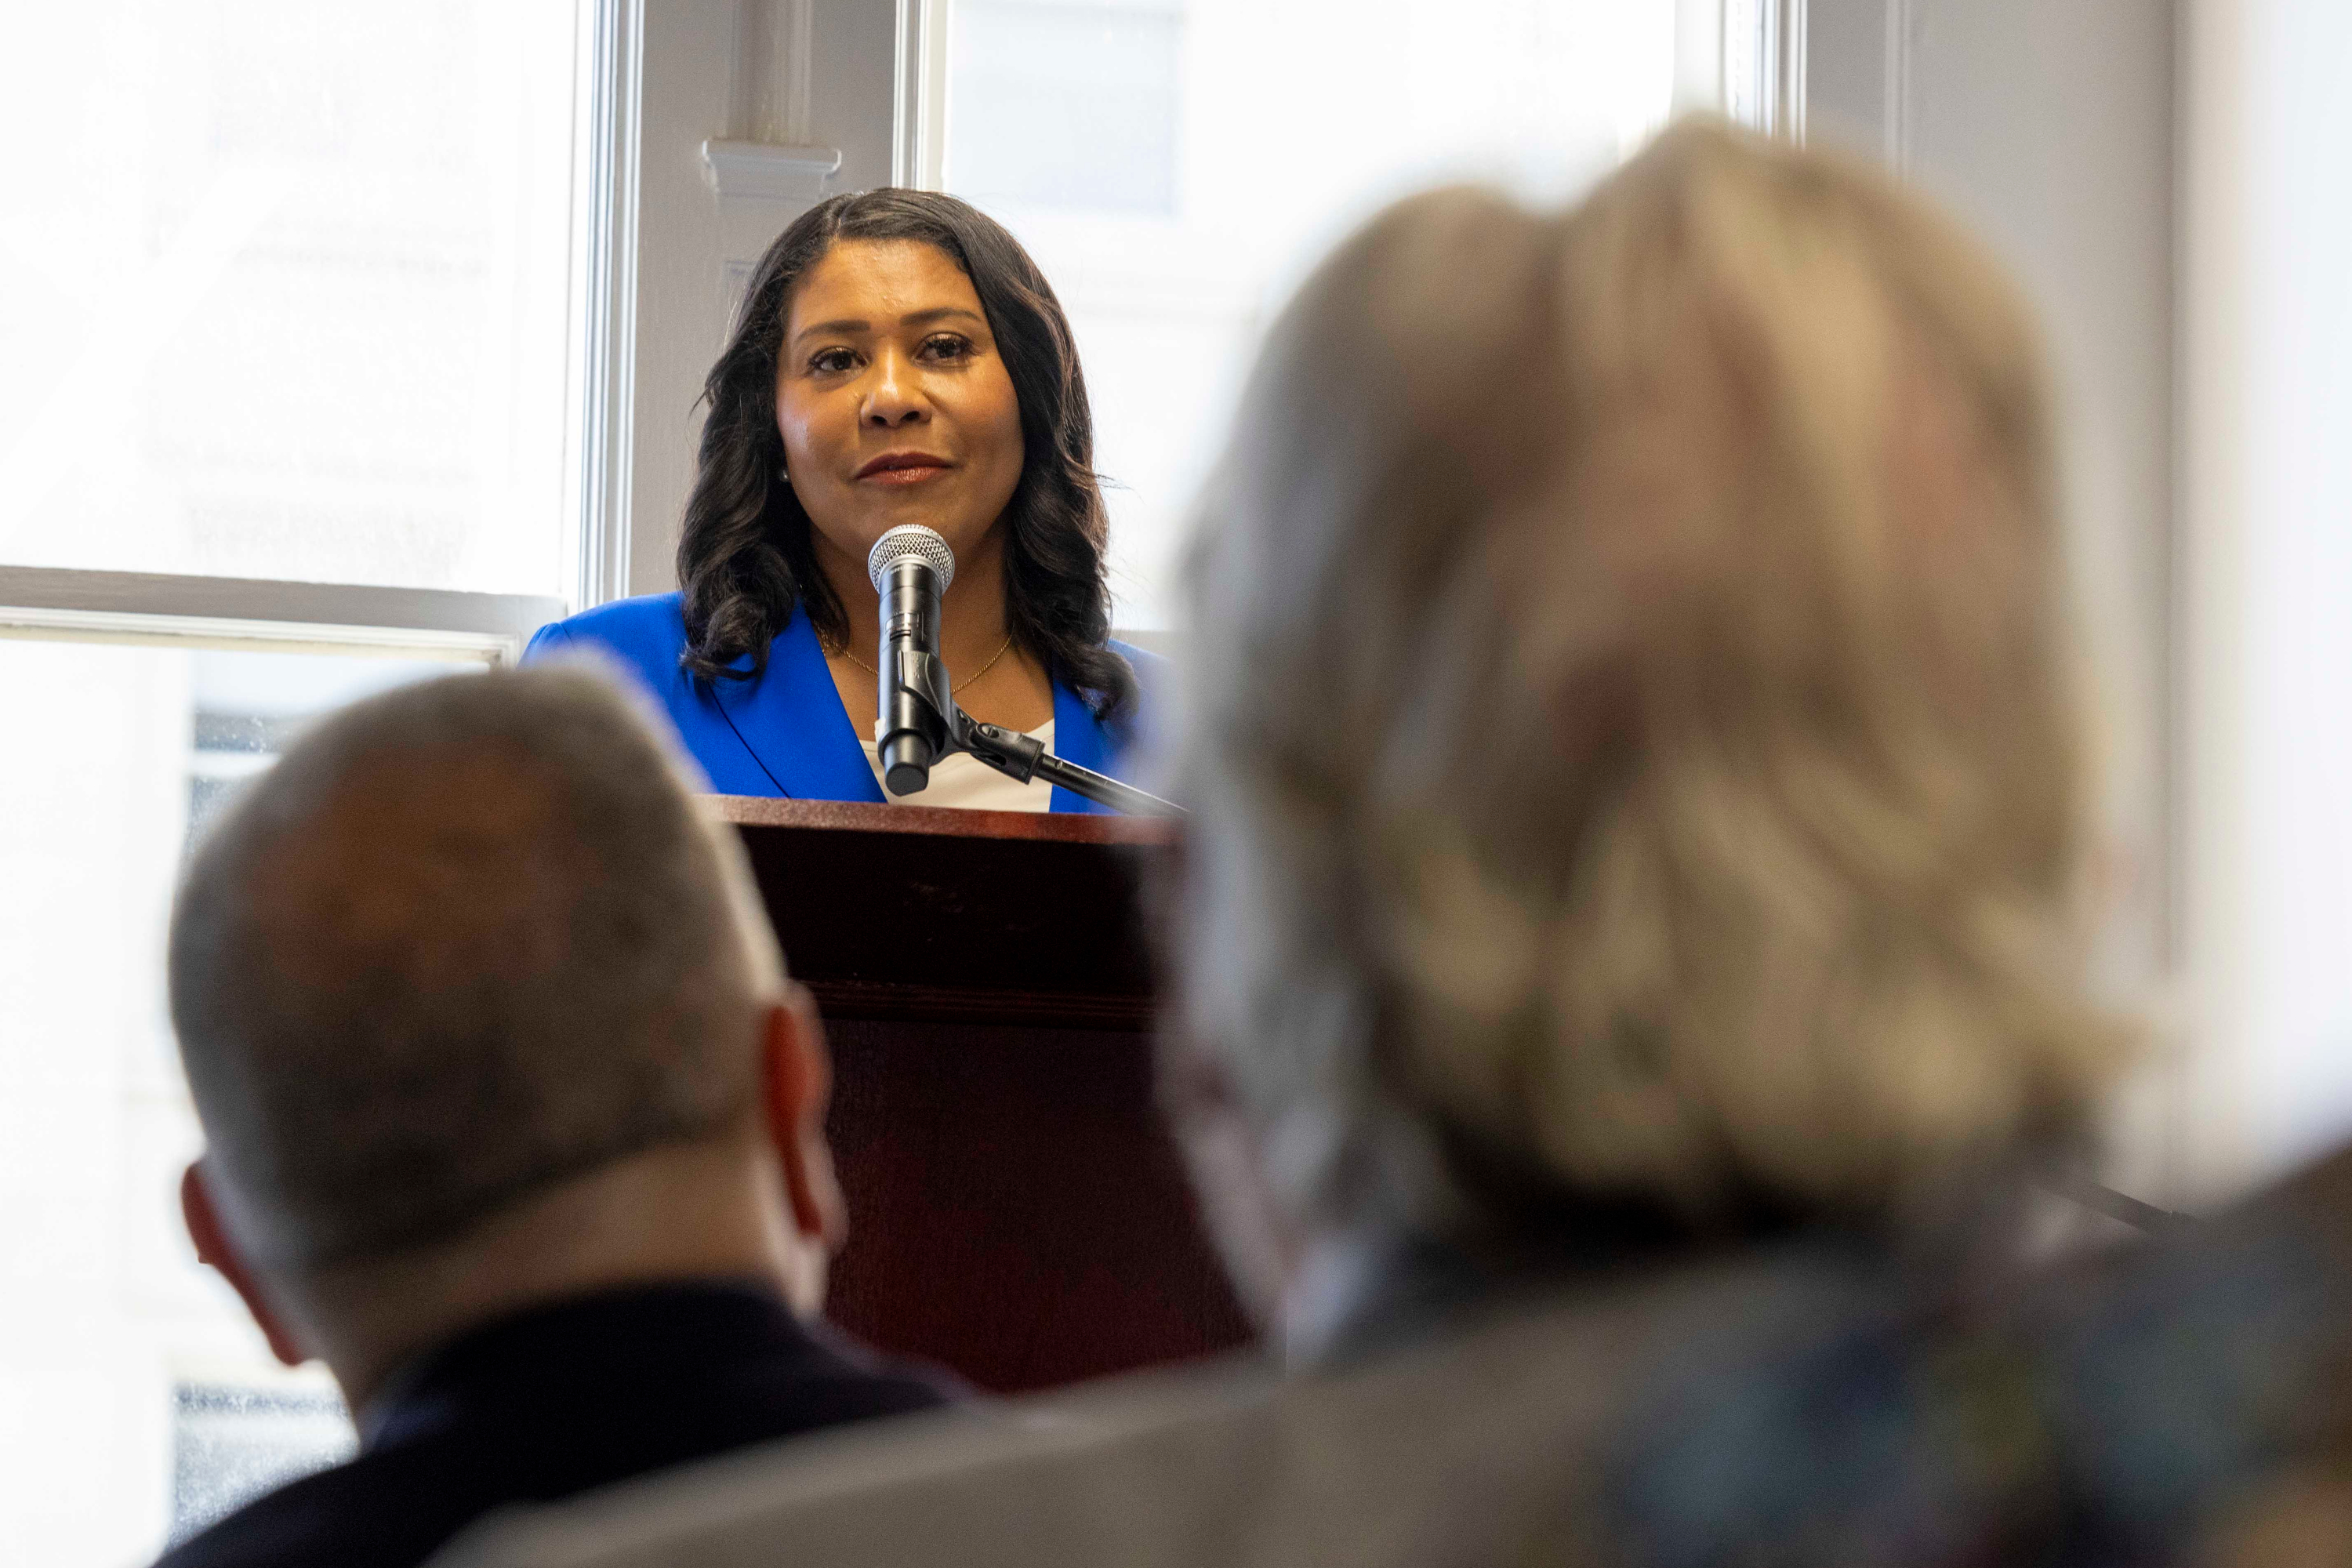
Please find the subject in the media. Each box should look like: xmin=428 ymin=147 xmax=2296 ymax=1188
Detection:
xmin=862 ymin=351 xmax=927 ymax=429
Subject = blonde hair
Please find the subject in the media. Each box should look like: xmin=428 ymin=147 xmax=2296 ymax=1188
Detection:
xmin=1176 ymin=118 xmax=2128 ymax=1239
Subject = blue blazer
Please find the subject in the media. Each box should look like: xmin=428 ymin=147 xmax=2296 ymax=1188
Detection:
xmin=522 ymin=593 xmax=1156 ymax=814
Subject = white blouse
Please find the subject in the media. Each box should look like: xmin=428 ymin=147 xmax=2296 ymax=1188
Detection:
xmin=861 ymin=720 xmax=1058 ymax=813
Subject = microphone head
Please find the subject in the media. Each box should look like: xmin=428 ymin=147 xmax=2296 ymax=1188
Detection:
xmin=867 ymin=524 xmax=956 ymax=594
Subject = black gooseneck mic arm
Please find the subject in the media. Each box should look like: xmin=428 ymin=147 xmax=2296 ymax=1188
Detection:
xmin=959 ymin=717 xmax=1185 ymax=818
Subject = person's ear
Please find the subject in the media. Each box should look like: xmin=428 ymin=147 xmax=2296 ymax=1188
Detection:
xmin=181 ymin=1160 xmax=312 ymax=1369
xmin=760 ymin=985 xmax=846 ymax=1255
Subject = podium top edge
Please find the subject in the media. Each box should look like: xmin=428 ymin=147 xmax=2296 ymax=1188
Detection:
xmin=703 ymin=794 xmax=1181 ymax=846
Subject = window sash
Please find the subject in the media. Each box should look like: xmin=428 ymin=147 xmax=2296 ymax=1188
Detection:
xmin=573 ymin=0 xmax=644 ymax=612
xmin=0 ymin=0 xmax=641 ymax=651
xmin=0 ymin=566 xmax=561 ymax=664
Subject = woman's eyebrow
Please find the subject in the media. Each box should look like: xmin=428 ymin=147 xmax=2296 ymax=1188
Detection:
xmin=791 ymin=317 xmax=868 ymax=346
xmin=790 ymin=307 xmax=985 ymax=350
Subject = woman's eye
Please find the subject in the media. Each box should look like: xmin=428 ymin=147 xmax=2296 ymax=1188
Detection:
xmin=918 ymin=334 xmax=975 ymax=361
xmin=809 ymin=347 xmax=858 ymax=374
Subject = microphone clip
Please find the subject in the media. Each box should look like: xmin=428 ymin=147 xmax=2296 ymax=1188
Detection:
xmin=876 ymin=644 xmax=956 ymax=797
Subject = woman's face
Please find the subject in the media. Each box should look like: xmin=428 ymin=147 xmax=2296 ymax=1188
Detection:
xmin=775 ymin=238 xmax=1027 ymax=580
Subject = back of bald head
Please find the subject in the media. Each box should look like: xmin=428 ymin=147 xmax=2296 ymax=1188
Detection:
xmin=169 ymin=664 xmax=777 ymax=1275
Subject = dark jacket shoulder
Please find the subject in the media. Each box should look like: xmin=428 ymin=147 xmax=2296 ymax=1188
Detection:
xmin=154 ymin=1283 xmax=955 ymax=1568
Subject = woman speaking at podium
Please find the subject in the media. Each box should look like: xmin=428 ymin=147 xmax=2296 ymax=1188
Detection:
xmin=524 ymin=190 xmax=1154 ymax=812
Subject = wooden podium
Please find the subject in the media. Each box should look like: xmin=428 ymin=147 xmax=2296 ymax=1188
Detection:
xmin=713 ymin=797 xmax=1254 ymax=1392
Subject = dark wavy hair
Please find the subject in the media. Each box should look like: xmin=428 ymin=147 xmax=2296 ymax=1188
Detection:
xmin=675 ymin=188 xmax=1134 ymax=717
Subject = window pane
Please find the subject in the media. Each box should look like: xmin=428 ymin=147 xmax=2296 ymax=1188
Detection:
xmin=946 ymin=0 xmax=1678 ymax=627
xmin=0 ymin=639 xmax=482 ymax=1566
xmin=0 ymin=2 xmax=581 ymax=595
xmin=952 ymin=2 xmax=1182 ymax=214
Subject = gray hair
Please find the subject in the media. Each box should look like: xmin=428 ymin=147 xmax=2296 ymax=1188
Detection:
xmin=1174 ymin=119 xmax=2128 ymax=1247
xmin=169 ymin=662 xmax=781 ymax=1272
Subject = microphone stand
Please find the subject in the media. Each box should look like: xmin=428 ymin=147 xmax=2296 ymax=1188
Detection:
xmin=884 ymin=646 xmax=1185 ymax=818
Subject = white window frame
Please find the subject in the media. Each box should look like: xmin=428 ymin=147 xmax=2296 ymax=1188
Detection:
xmin=5 ymin=0 xmax=1795 ymax=660
xmin=895 ymin=0 xmax=952 ymax=191
xmin=1684 ymin=0 xmax=1808 ymax=136
xmin=2 ymin=0 xmax=1802 ymax=659
xmin=0 ymin=568 xmax=561 ymax=664
xmin=903 ymin=1 xmax=1802 ymax=172
xmin=573 ymin=0 xmax=647 ymax=615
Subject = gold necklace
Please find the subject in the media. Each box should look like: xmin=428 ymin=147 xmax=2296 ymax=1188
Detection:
xmin=835 ymin=634 xmax=1016 ymax=695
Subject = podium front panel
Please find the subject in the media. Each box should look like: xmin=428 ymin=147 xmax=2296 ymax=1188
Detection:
xmin=713 ymin=797 xmax=1255 ymax=1390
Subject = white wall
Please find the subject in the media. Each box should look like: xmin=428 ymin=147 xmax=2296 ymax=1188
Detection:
xmin=1811 ymin=0 xmax=2352 ymax=1205
xmin=2179 ymin=0 xmax=2352 ymax=1196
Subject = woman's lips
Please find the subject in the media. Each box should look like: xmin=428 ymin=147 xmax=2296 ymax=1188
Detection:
xmin=856 ymin=452 xmax=952 ymax=485
xmin=862 ymin=464 xmax=949 ymax=487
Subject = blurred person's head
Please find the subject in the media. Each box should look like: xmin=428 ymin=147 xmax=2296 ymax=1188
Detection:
xmin=169 ymin=665 xmax=842 ymax=1413
xmin=1171 ymin=118 xmax=2129 ymax=1336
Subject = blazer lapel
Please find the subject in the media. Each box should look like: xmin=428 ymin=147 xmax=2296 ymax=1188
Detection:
xmin=712 ymin=608 xmax=886 ymax=804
